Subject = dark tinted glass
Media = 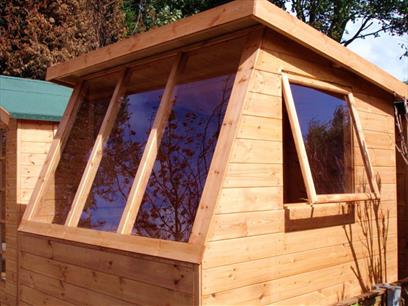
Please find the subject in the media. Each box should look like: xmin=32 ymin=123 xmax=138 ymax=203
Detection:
xmin=78 ymin=57 xmax=174 ymax=231
xmin=78 ymin=89 xmax=163 ymax=231
xmin=35 ymin=73 xmax=119 ymax=224
xmin=290 ymin=84 xmax=353 ymax=194
xmin=133 ymin=74 xmax=235 ymax=241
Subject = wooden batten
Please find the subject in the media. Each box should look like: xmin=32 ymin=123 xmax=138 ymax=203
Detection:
xmin=117 ymin=54 xmax=186 ymax=235
xmin=23 ymin=83 xmax=84 ymax=221
xmin=65 ymin=71 xmax=129 ymax=227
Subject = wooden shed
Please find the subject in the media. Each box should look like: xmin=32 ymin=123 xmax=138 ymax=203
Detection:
xmin=15 ymin=0 xmax=408 ymax=305
xmin=0 ymin=75 xmax=71 ymax=304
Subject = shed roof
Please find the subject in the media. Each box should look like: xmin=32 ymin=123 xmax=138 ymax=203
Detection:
xmin=46 ymin=0 xmax=407 ymax=99
xmin=0 ymin=75 xmax=71 ymax=122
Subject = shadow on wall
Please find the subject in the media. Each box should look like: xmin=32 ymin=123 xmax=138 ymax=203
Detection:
xmin=343 ymin=177 xmax=390 ymax=294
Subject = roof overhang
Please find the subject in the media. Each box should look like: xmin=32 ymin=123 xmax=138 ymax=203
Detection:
xmin=46 ymin=0 xmax=407 ymax=99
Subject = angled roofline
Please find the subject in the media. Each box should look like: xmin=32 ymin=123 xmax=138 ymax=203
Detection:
xmin=0 ymin=75 xmax=71 ymax=122
xmin=46 ymin=0 xmax=407 ymax=99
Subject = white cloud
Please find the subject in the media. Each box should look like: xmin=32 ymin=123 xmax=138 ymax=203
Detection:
xmin=343 ymin=20 xmax=408 ymax=81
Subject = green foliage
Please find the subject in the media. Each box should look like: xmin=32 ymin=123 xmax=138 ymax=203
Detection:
xmin=123 ymin=0 xmax=407 ymax=48
xmin=123 ymin=0 xmax=238 ymax=34
xmin=1 ymin=0 xmax=406 ymax=79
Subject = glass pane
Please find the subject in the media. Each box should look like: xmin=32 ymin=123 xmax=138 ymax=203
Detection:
xmin=290 ymin=84 xmax=353 ymax=194
xmin=35 ymin=72 xmax=120 ymax=224
xmin=283 ymin=103 xmax=307 ymax=203
xmin=133 ymin=38 xmax=244 ymax=242
xmin=78 ymin=57 xmax=174 ymax=231
xmin=134 ymin=74 xmax=235 ymax=241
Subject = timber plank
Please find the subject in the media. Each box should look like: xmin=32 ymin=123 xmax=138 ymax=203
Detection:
xmin=19 ymin=234 xmax=194 ymax=293
xmin=216 ymin=187 xmax=283 ymax=213
xmin=20 ymin=252 xmax=193 ymax=306
xmin=230 ymin=138 xmax=282 ymax=164
xmin=207 ymin=210 xmax=284 ymax=241
xmin=20 ymin=269 xmax=135 ymax=306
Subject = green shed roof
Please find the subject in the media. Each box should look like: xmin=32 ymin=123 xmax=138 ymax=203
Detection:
xmin=0 ymin=75 xmax=71 ymax=122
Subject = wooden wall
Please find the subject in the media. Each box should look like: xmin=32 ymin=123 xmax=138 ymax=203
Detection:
xmin=396 ymin=120 xmax=408 ymax=279
xmin=0 ymin=120 xmax=56 ymax=305
xmin=18 ymin=232 xmax=197 ymax=306
xmin=201 ymin=29 xmax=398 ymax=305
xmin=18 ymin=121 xmax=57 ymax=206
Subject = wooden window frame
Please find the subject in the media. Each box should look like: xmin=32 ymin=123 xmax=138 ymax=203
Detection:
xmin=282 ymin=73 xmax=380 ymax=205
xmin=20 ymin=27 xmax=264 ymax=262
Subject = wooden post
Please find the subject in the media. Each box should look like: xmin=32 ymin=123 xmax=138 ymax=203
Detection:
xmin=188 ymin=27 xmax=265 ymax=245
xmin=23 ymin=82 xmax=84 ymax=221
xmin=65 ymin=69 xmax=129 ymax=227
xmin=117 ymin=53 xmax=186 ymax=235
xmin=347 ymin=93 xmax=380 ymax=198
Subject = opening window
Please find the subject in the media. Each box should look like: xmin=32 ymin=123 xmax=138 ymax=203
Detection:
xmin=282 ymin=74 xmax=379 ymax=204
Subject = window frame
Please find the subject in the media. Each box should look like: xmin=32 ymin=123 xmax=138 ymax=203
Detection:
xmin=281 ymin=73 xmax=380 ymax=204
xmin=20 ymin=26 xmax=265 ymax=262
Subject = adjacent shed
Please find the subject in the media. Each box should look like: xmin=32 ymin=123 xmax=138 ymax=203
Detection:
xmin=16 ymin=0 xmax=408 ymax=305
xmin=0 ymin=75 xmax=70 ymax=303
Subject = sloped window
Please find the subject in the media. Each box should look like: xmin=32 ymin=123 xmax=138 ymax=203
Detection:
xmin=133 ymin=74 xmax=234 ymax=241
xmin=78 ymin=58 xmax=174 ymax=231
xmin=26 ymin=35 xmax=244 ymax=245
xmin=282 ymin=74 xmax=378 ymax=204
xmin=36 ymin=73 xmax=120 ymax=224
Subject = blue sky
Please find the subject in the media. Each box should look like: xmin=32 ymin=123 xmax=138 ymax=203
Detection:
xmin=343 ymin=20 xmax=407 ymax=82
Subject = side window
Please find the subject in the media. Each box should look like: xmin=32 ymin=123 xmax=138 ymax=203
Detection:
xmin=282 ymin=74 xmax=379 ymax=204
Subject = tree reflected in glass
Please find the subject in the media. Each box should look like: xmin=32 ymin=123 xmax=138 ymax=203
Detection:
xmin=79 ymin=90 xmax=163 ymax=231
xmin=291 ymin=84 xmax=353 ymax=194
xmin=134 ymin=74 xmax=235 ymax=241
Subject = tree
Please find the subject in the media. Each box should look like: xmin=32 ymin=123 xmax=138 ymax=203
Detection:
xmin=123 ymin=0 xmax=407 ymax=49
xmin=0 ymin=0 xmax=126 ymax=79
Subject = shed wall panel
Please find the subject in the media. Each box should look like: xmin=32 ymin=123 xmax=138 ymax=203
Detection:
xmin=18 ymin=233 xmax=196 ymax=306
xmin=202 ymin=29 xmax=398 ymax=305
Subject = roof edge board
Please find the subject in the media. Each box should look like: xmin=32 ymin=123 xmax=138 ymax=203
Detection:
xmin=253 ymin=0 xmax=407 ymax=99
xmin=46 ymin=0 xmax=257 ymax=83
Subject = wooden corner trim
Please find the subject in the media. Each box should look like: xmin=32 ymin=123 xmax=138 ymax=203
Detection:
xmin=188 ymin=27 xmax=266 ymax=246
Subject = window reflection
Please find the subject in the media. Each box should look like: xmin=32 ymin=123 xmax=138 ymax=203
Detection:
xmin=76 ymin=56 xmax=174 ymax=232
xmin=290 ymin=84 xmax=353 ymax=195
xmin=33 ymin=72 xmax=120 ymax=224
xmin=78 ymin=89 xmax=163 ymax=231
xmin=133 ymin=74 xmax=235 ymax=241
xmin=51 ymin=97 xmax=111 ymax=224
